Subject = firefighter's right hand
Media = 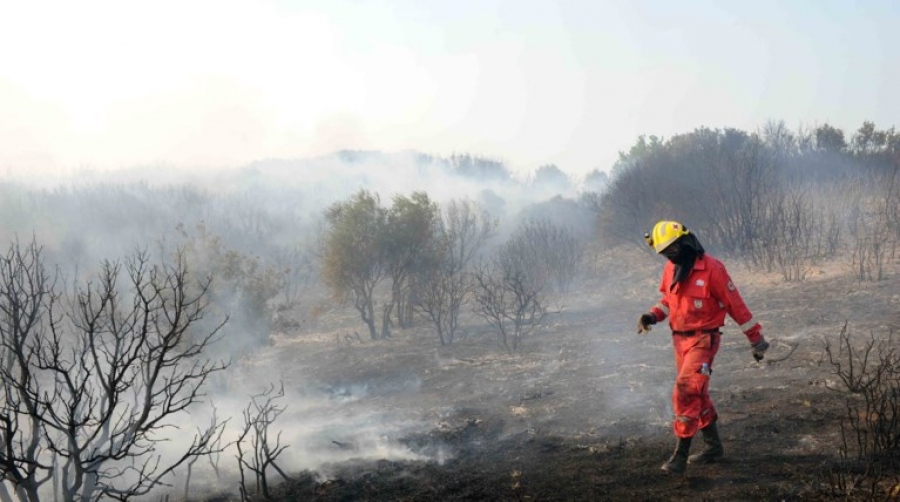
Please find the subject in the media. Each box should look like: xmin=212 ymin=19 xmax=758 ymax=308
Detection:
xmin=637 ymin=313 xmax=656 ymax=334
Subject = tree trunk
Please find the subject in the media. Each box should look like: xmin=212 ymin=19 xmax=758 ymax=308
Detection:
xmin=363 ymin=300 xmax=377 ymax=340
xmin=401 ymin=296 xmax=415 ymax=328
xmin=381 ymin=303 xmax=394 ymax=339
xmin=16 ymin=483 xmax=38 ymax=502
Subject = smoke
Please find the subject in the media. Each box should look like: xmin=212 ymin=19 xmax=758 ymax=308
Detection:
xmin=1 ymin=149 xmax=599 ymax=286
xmin=0 ymin=150 xmax=634 ymax=500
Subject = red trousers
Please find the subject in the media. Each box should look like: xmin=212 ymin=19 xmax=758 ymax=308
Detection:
xmin=671 ymin=332 xmax=720 ymax=438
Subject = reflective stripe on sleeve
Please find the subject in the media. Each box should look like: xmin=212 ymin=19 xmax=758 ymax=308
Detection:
xmin=739 ymin=318 xmax=757 ymax=332
xmin=655 ymin=303 xmax=669 ymax=315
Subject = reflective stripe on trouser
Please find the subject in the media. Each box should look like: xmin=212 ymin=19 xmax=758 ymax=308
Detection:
xmin=671 ymin=332 xmax=720 ymax=438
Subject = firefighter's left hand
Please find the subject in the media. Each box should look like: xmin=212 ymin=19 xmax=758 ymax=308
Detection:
xmin=751 ymin=338 xmax=770 ymax=361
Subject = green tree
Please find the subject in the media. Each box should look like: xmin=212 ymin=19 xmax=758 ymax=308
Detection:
xmin=815 ymin=123 xmax=847 ymax=153
xmin=612 ymin=135 xmax=664 ymax=177
xmin=851 ymin=121 xmax=900 ymax=165
xmin=383 ymin=192 xmax=439 ymax=331
xmin=321 ymin=190 xmax=389 ymax=339
xmin=172 ymin=222 xmax=283 ymax=350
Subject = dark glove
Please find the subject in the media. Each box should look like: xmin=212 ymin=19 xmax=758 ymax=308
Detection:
xmin=751 ymin=338 xmax=770 ymax=361
xmin=637 ymin=313 xmax=657 ymax=334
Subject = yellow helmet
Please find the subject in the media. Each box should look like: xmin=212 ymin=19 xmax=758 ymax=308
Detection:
xmin=645 ymin=220 xmax=690 ymax=253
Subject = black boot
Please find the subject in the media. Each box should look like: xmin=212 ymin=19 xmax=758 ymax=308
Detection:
xmin=660 ymin=436 xmax=692 ymax=474
xmin=688 ymin=421 xmax=724 ymax=464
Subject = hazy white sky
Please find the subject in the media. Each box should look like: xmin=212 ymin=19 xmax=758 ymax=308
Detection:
xmin=1 ymin=0 xmax=898 ymax=178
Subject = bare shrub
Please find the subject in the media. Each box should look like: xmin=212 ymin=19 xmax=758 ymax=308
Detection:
xmin=472 ymin=256 xmax=551 ymax=354
xmin=846 ymin=169 xmax=898 ymax=282
xmin=753 ymin=185 xmax=829 ymax=281
xmin=236 ymin=383 xmax=291 ymax=501
xmin=273 ymin=243 xmax=318 ymax=306
xmin=821 ymin=323 xmax=900 ymax=498
xmin=469 ymin=219 xmax=573 ymax=352
xmin=414 ymin=200 xmax=496 ymax=345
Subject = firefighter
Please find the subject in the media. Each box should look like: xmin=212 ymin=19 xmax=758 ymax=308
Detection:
xmin=637 ymin=220 xmax=769 ymax=475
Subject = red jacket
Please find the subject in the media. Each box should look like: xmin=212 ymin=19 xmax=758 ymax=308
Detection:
xmin=648 ymin=254 xmax=762 ymax=344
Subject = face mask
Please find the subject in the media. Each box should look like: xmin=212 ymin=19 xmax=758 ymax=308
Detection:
xmin=663 ymin=245 xmax=694 ymax=265
xmin=661 ymin=243 xmax=682 ymax=261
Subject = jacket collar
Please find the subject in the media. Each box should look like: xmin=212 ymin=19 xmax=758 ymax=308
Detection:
xmin=692 ymin=254 xmax=707 ymax=270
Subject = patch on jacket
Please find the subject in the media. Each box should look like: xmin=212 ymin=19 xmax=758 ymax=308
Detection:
xmin=694 ymin=299 xmax=703 ymax=309
xmin=695 ymin=279 xmax=705 ymax=287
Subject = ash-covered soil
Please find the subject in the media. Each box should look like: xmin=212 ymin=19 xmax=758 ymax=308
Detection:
xmin=214 ymin=250 xmax=900 ymax=501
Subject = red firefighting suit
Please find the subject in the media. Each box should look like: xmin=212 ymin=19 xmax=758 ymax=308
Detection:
xmin=647 ymin=254 xmax=762 ymax=438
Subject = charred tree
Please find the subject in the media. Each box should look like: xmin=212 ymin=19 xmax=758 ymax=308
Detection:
xmin=472 ymin=257 xmax=550 ymax=354
xmin=236 ymin=383 xmax=290 ymax=500
xmin=0 ymin=239 xmax=228 ymax=501
xmin=415 ymin=200 xmax=496 ymax=345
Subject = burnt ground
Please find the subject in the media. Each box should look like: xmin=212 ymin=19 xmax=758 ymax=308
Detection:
xmin=209 ymin=250 xmax=900 ymax=501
